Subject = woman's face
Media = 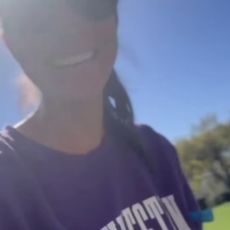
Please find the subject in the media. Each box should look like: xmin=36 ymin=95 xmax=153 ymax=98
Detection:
xmin=1 ymin=0 xmax=118 ymax=99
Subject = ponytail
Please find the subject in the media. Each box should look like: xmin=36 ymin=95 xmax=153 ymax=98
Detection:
xmin=104 ymin=71 xmax=155 ymax=173
xmin=103 ymin=71 xmax=144 ymax=153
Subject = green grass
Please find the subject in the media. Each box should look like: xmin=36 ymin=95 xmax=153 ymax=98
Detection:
xmin=204 ymin=203 xmax=230 ymax=230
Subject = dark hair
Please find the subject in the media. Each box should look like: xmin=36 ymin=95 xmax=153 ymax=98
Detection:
xmin=104 ymin=72 xmax=155 ymax=174
xmin=104 ymin=72 xmax=144 ymax=153
xmin=67 ymin=0 xmax=117 ymax=20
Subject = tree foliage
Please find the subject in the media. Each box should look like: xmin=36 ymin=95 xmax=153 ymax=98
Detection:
xmin=176 ymin=115 xmax=230 ymax=203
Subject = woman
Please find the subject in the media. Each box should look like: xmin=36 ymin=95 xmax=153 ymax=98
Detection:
xmin=0 ymin=0 xmax=201 ymax=229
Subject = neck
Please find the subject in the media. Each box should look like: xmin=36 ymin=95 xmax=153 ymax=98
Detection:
xmin=17 ymin=93 xmax=105 ymax=155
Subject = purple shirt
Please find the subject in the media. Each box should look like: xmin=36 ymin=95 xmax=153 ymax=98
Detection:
xmin=0 ymin=125 xmax=201 ymax=230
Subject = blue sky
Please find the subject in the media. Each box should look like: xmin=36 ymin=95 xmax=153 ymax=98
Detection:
xmin=0 ymin=0 xmax=229 ymax=141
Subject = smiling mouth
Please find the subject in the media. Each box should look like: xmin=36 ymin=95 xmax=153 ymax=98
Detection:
xmin=52 ymin=51 xmax=96 ymax=67
xmin=51 ymin=39 xmax=115 ymax=68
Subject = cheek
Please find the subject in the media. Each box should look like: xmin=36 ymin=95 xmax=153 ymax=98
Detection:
xmin=4 ymin=33 xmax=42 ymax=74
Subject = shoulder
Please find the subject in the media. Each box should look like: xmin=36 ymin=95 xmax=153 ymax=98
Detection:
xmin=139 ymin=125 xmax=183 ymax=177
xmin=138 ymin=124 xmax=178 ymax=159
xmin=0 ymin=129 xmax=21 ymax=165
xmin=138 ymin=125 xmax=172 ymax=145
xmin=138 ymin=126 xmax=201 ymax=228
xmin=0 ymin=130 xmax=39 ymax=227
xmin=0 ymin=129 xmax=29 ymax=196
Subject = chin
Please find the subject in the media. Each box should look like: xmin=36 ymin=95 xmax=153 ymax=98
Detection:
xmin=37 ymin=72 xmax=107 ymax=102
xmin=50 ymin=85 xmax=104 ymax=103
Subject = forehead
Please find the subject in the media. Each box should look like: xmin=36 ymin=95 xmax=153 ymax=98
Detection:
xmin=0 ymin=0 xmax=62 ymax=17
xmin=0 ymin=0 xmax=77 ymax=31
xmin=0 ymin=0 xmax=117 ymax=21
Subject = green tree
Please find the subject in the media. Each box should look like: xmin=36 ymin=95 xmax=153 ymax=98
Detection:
xmin=176 ymin=115 xmax=230 ymax=200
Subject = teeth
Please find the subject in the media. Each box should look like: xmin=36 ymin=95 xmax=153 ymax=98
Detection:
xmin=53 ymin=51 xmax=95 ymax=67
